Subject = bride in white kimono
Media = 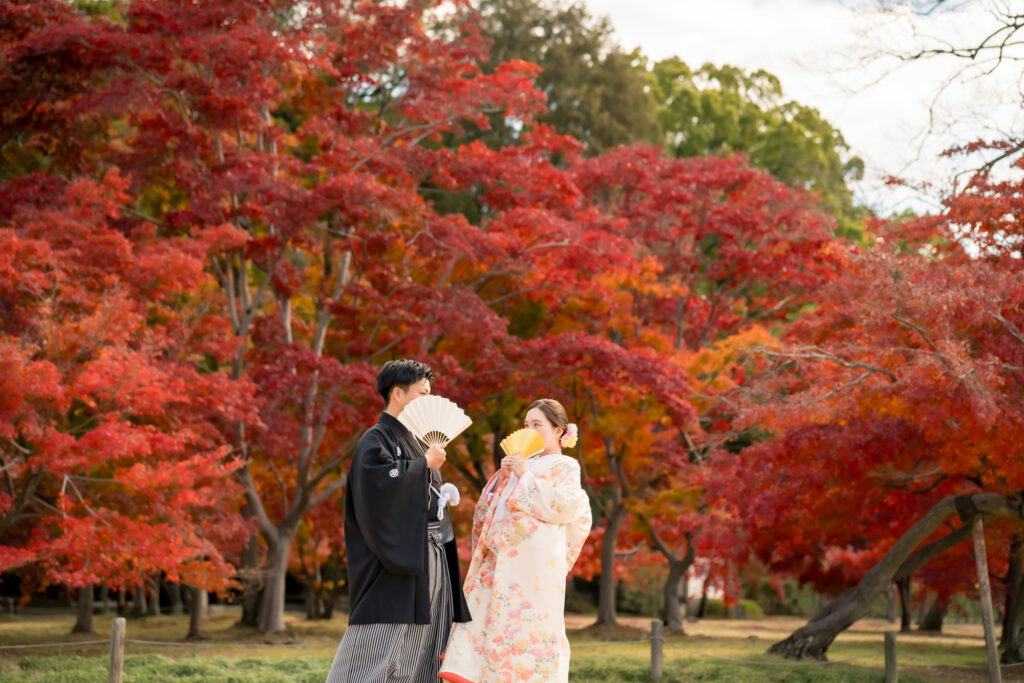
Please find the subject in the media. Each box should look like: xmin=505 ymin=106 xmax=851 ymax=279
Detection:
xmin=439 ymin=399 xmax=592 ymax=683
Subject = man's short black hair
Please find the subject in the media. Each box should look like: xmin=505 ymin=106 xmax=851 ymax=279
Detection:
xmin=376 ymin=359 xmax=434 ymax=405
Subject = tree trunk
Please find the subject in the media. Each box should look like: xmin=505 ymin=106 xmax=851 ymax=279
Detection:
xmin=303 ymin=559 xmax=325 ymax=620
xmin=1002 ymin=534 xmax=1023 ymax=648
xmin=322 ymin=589 xmax=336 ymax=620
xmin=99 ymin=585 xmax=110 ymax=615
xmin=258 ymin=529 xmax=295 ymax=633
xmin=916 ymin=593 xmax=928 ymax=626
xmin=662 ymin=561 xmax=688 ymax=632
xmin=596 ymin=505 xmax=627 ymax=626
xmin=148 ymin=574 xmax=161 ymax=616
xmin=186 ymin=585 xmax=208 ymax=640
xmin=131 ymin=584 xmax=147 ymax=618
xmin=648 ymin=525 xmax=695 ymax=633
xmin=681 ymin=568 xmax=690 ymax=620
xmin=116 ymin=588 xmax=127 ymax=616
xmin=768 ymin=493 xmax=1021 ymax=660
xmin=238 ymin=526 xmax=262 ymax=628
xmin=919 ymin=597 xmax=946 ymax=632
xmin=1002 ymin=555 xmax=1024 ymax=663
xmin=886 ymin=585 xmax=896 ymax=623
xmin=71 ymin=585 xmax=94 ymax=634
xmin=896 ymin=577 xmax=913 ymax=633
xmin=169 ymin=582 xmax=184 ymax=616
xmin=304 ymin=578 xmax=319 ymax=620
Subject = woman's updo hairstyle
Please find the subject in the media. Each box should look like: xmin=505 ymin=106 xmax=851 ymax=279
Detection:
xmin=527 ymin=398 xmax=568 ymax=437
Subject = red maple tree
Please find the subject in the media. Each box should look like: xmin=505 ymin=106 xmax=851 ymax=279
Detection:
xmin=0 ymin=170 xmax=256 ymax=614
xmin=717 ymin=151 xmax=1024 ymax=658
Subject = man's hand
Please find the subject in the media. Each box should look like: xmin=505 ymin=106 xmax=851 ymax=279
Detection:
xmin=501 ymin=454 xmax=527 ymax=478
xmin=425 ymin=444 xmax=446 ymax=469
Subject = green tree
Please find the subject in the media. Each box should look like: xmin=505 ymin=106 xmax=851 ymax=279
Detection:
xmin=652 ymin=59 xmax=868 ymax=239
xmin=477 ymin=0 xmax=662 ymax=154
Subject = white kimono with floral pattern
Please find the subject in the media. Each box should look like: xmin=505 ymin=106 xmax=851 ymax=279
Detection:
xmin=439 ymin=453 xmax=592 ymax=683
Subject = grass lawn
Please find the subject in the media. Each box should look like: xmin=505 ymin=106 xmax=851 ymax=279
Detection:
xmin=0 ymin=609 xmax=1018 ymax=681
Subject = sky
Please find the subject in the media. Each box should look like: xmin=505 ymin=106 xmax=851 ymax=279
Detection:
xmin=580 ymin=0 xmax=1024 ymax=217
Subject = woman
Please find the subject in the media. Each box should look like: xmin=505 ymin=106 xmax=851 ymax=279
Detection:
xmin=439 ymin=399 xmax=592 ymax=683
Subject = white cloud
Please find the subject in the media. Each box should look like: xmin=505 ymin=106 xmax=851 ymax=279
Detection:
xmin=581 ymin=0 xmax=1023 ymax=216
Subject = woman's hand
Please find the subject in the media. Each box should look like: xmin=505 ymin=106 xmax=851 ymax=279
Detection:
xmin=501 ymin=454 xmax=527 ymax=478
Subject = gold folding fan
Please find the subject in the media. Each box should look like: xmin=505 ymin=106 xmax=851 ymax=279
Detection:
xmin=499 ymin=428 xmax=544 ymax=458
xmin=397 ymin=395 xmax=473 ymax=448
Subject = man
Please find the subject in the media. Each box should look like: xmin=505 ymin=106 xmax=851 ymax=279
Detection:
xmin=326 ymin=359 xmax=471 ymax=683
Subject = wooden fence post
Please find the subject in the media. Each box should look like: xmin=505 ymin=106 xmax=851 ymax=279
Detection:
xmin=108 ymin=617 xmax=125 ymax=683
xmin=884 ymin=630 xmax=897 ymax=683
xmin=650 ymin=620 xmax=663 ymax=680
xmin=973 ymin=516 xmax=1003 ymax=683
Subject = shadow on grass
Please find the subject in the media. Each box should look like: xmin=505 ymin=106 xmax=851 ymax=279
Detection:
xmin=569 ymin=622 xmax=650 ymax=641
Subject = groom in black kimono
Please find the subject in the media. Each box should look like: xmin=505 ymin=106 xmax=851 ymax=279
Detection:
xmin=326 ymin=359 xmax=471 ymax=683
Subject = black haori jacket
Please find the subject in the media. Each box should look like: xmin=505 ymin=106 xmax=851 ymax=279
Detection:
xmin=344 ymin=412 xmax=472 ymax=625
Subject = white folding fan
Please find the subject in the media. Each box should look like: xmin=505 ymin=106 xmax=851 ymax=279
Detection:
xmin=499 ymin=428 xmax=544 ymax=458
xmin=398 ymin=395 xmax=473 ymax=447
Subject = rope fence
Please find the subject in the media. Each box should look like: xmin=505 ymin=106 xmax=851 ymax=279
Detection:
xmin=2 ymin=617 xmax=1023 ymax=681
xmin=571 ymin=637 xmax=874 ymax=665
xmin=899 ymin=654 xmax=1024 ymax=670
xmin=0 ymin=639 xmax=107 ymax=649
xmin=573 ymin=626 xmax=1019 ymax=679
xmin=0 ymin=636 xmax=304 ymax=650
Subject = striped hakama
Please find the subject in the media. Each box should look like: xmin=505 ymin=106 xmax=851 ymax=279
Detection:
xmin=326 ymin=523 xmax=453 ymax=683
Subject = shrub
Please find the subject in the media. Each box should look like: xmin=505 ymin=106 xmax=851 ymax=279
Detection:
xmin=699 ymin=598 xmax=764 ymax=619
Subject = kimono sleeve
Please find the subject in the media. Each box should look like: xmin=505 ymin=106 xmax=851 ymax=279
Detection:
xmin=506 ymin=458 xmax=589 ymax=525
xmin=565 ymin=495 xmax=592 ymax=570
xmin=472 ymin=471 xmax=505 ymax=551
xmin=351 ymin=431 xmax=428 ymax=575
